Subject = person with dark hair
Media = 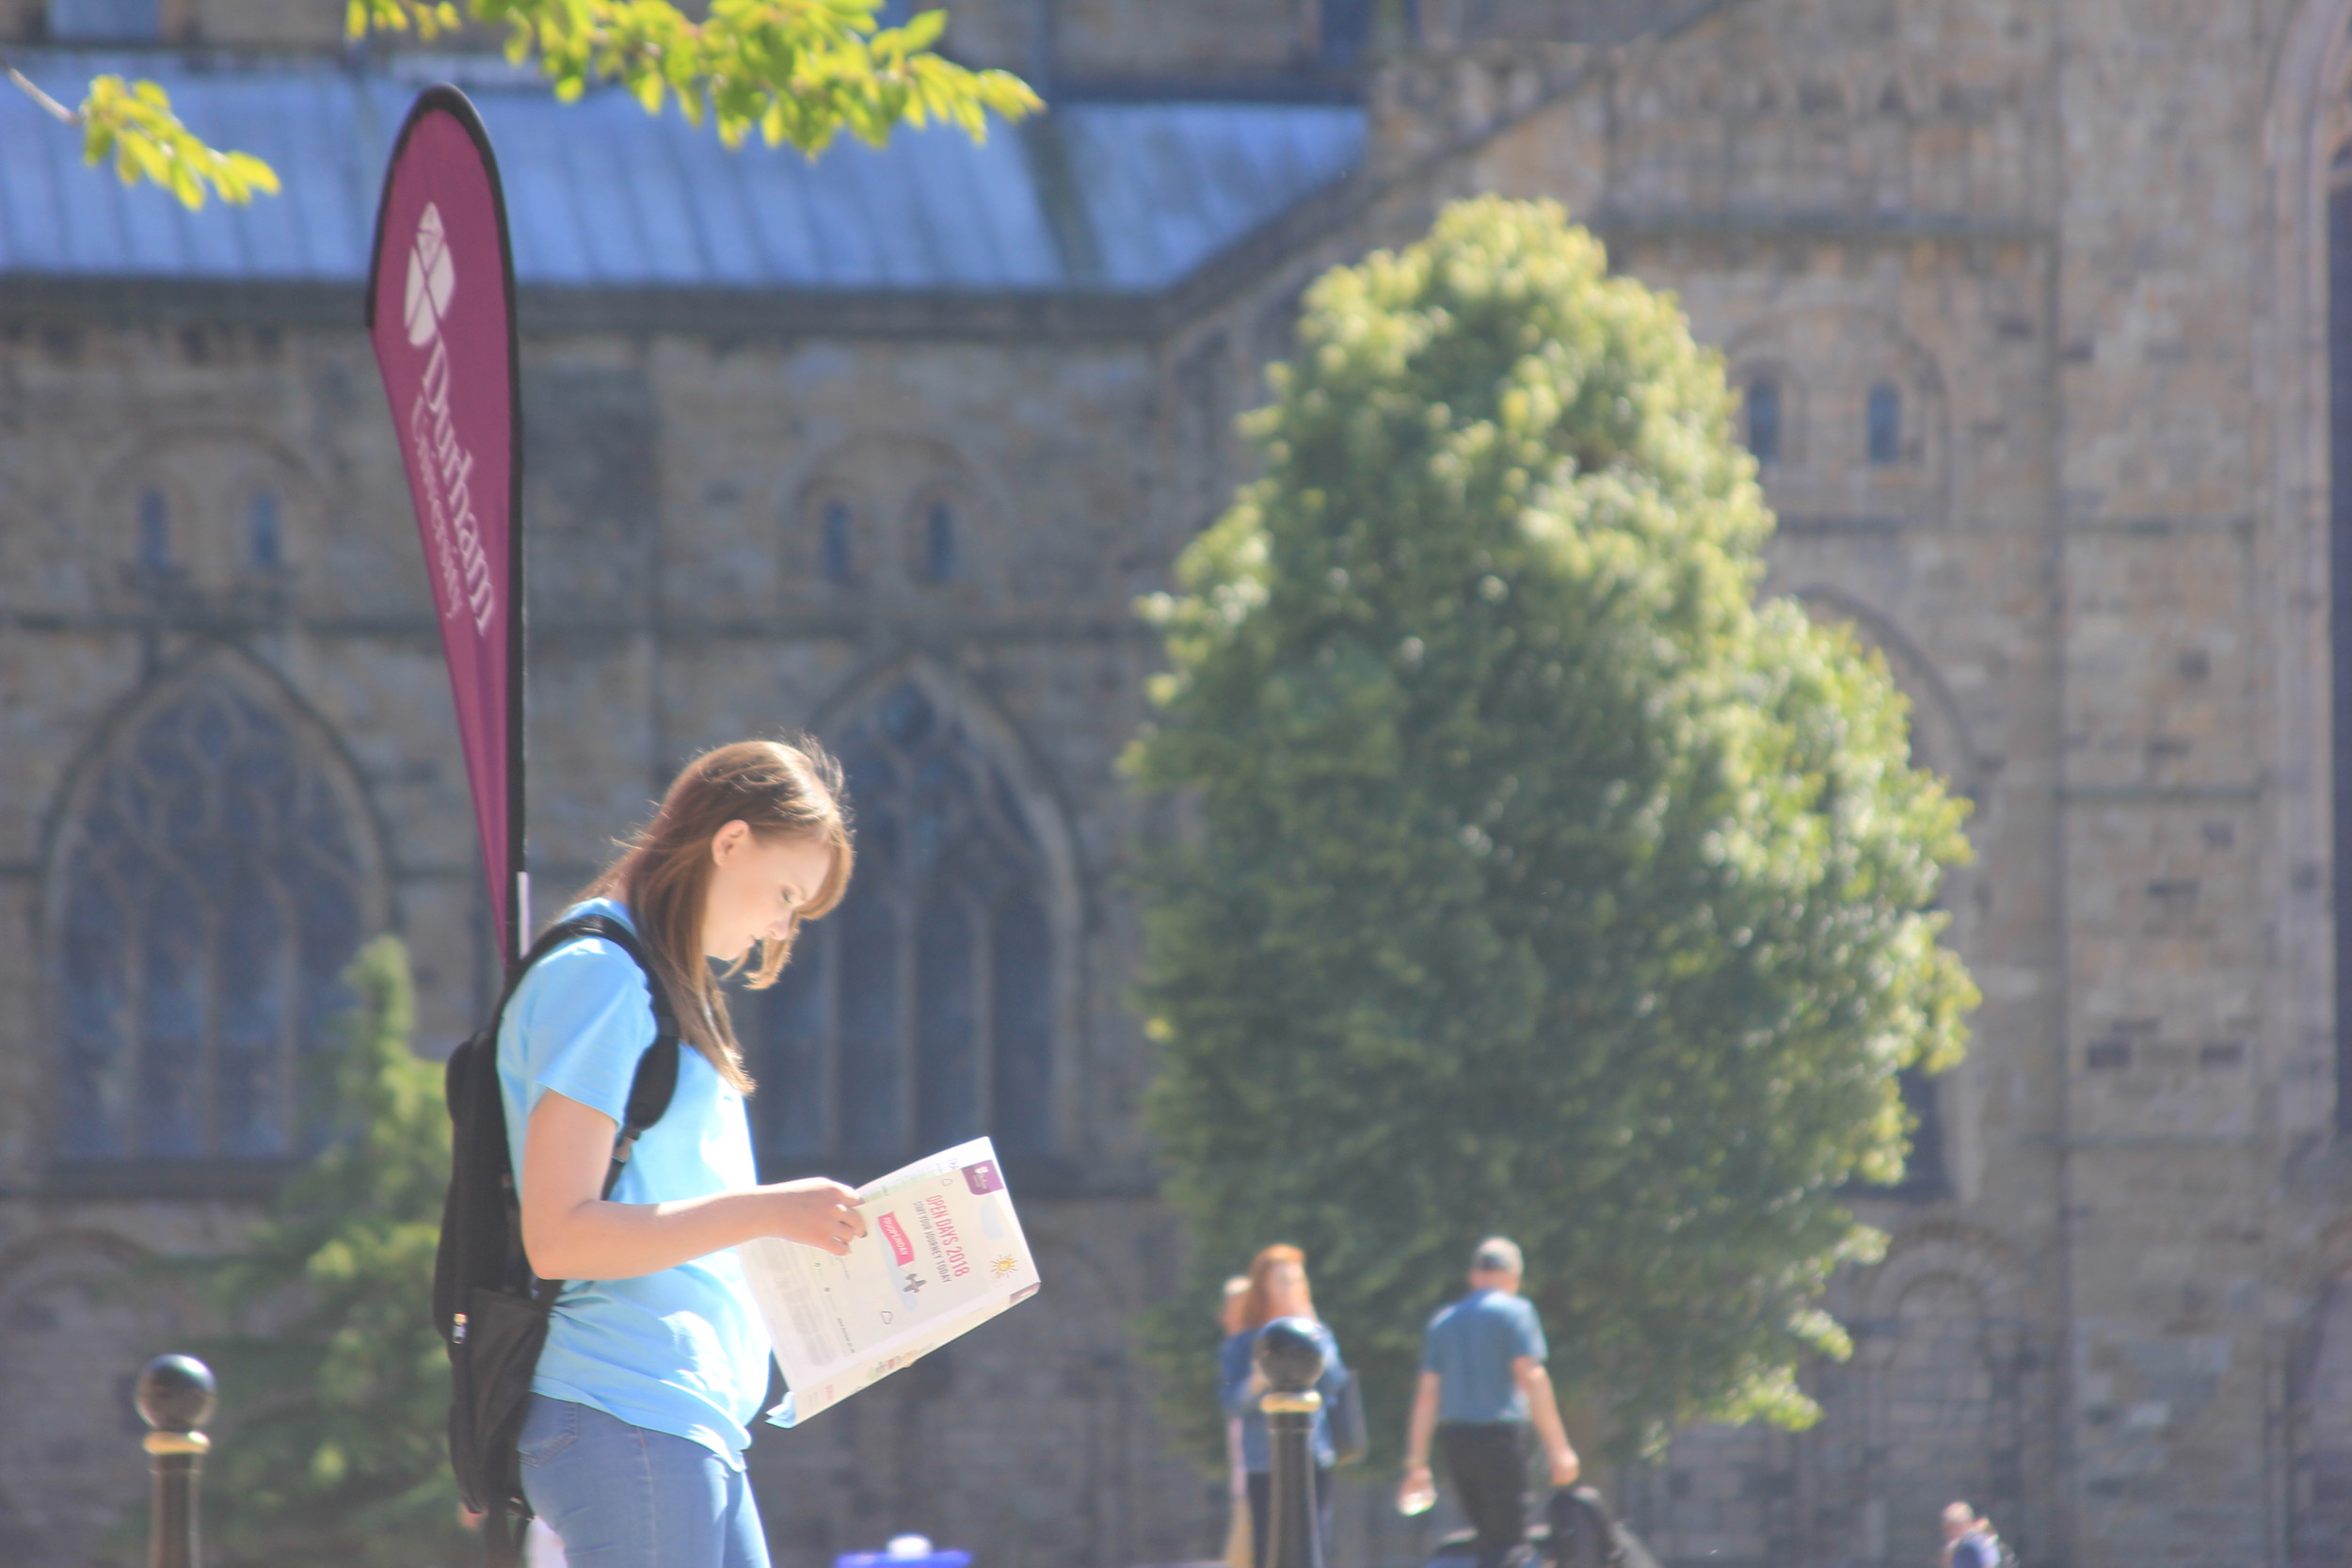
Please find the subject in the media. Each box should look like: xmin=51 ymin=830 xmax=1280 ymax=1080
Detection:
xmin=1400 ymin=1238 xmax=1580 ymax=1568
xmin=1221 ymin=1244 xmax=1352 ymax=1568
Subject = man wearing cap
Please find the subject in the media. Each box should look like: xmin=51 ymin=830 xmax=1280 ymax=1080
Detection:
xmin=1400 ymin=1238 xmax=1579 ymax=1568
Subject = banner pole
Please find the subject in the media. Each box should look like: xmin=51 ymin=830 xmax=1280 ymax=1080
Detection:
xmin=501 ymin=153 xmax=526 ymax=971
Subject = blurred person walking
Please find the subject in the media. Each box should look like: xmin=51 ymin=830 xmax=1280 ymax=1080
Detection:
xmin=1222 ymin=1276 xmax=1255 ymax=1568
xmin=1222 ymin=1245 xmax=1352 ymax=1568
xmin=1941 ymin=1502 xmax=2006 ymax=1568
xmin=1399 ymin=1239 xmax=1580 ymax=1568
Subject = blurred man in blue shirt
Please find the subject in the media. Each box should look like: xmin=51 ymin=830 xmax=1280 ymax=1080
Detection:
xmin=1400 ymin=1239 xmax=1579 ymax=1568
xmin=1942 ymin=1501 xmax=2004 ymax=1568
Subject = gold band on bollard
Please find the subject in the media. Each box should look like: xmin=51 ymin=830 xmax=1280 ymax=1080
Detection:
xmin=1260 ymin=1391 xmax=1322 ymax=1415
xmin=143 ymin=1432 xmax=211 ymax=1456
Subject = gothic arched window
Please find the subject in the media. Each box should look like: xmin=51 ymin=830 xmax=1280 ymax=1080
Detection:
xmin=1866 ymin=381 xmax=1903 ymax=464
xmin=1320 ymin=0 xmax=1415 ymax=64
xmin=249 ymin=490 xmax=283 ymax=570
xmin=920 ymin=499 xmax=959 ymax=584
xmin=50 ymin=667 xmax=377 ymax=1166
xmin=821 ymin=499 xmax=856 ymax=585
xmin=1746 ymin=376 xmax=1784 ymax=465
xmin=1879 ymin=1065 xmax=1949 ymax=1197
xmin=748 ymin=680 xmax=1055 ymax=1170
xmin=137 ymin=488 xmax=171 ymax=574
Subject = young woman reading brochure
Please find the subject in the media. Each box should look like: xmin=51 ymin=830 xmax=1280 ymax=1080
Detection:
xmin=504 ymin=740 xmax=865 ymax=1568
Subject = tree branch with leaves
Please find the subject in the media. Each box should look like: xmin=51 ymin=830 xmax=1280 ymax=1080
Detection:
xmin=5 ymin=0 xmax=1035 ymax=211
xmin=6 ymin=61 xmax=280 ymax=208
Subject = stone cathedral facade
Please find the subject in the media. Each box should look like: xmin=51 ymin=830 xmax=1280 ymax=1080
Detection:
xmin=4 ymin=2 xmax=2352 ymax=1566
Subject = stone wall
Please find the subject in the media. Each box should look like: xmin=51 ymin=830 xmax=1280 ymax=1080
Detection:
xmin=7 ymin=0 xmax=2352 ymax=1564
xmin=1050 ymin=0 xmax=1311 ymax=79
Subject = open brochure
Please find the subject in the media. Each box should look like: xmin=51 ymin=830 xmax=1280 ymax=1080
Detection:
xmin=737 ymin=1136 xmax=1042 ymax=1428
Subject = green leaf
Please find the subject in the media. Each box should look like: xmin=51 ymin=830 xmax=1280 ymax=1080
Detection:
xmin=889 ymin=7 xmax=947 ymax=51
xmin=66 ymin=73 xmax=283 ymax=207
xmin=60 ymin=0 xmax=1037 ymax=207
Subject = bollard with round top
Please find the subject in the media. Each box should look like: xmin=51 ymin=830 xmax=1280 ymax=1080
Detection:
xmin=1254 ymin=1317 xmax=1326 ymax=1568
xmin=135 ymin=1354 xmax=215 ymax=1568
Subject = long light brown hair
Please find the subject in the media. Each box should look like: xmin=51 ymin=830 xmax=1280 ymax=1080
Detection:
xmin=580 ymin=739 xmax=854 ymax=1093
xmin=1240 ymin=1244 xmax=1314 ymax=1333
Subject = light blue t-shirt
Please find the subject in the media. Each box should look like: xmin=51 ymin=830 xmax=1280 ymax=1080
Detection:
xmin=499 ymin=898 xmax=772 ymax=1468
xmin=1423 ymin=1288 xmax=1547 ymax=1424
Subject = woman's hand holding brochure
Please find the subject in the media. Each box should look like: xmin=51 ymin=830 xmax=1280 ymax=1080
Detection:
xmin=736 ymin=1136 xmax=1042 ymax=1427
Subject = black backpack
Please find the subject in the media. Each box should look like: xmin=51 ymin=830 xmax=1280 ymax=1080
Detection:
xmin=1544 ymin=1486 xmax=1626 ymax=1568
xmin=1327 ymin=1367 xmax=1368 ymax=1466
xmin=431 ymin=914 xmax=682 ymax=1566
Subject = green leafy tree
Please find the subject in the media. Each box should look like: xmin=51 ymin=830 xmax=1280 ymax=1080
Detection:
xmin=1128 ymin=197 xmax=1976 ymax=1464
xmin=185 ymin=935 xmax=466 ymax=1566
xmin=6 ymin=0 xmax=1036 ymax=209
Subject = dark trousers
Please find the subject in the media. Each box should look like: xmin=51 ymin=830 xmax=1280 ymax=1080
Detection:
xmin=1245 ymin=1465 xmax=1333 ymax=1568
xmin=1438 ymin=1421 xmax=1532 ymax=1568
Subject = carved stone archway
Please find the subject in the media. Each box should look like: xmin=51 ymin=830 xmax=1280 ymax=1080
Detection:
xmin=41 ymin=649 xmax=388 ymax=1171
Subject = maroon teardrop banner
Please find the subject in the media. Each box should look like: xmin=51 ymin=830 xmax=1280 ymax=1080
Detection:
xmin=363 ymin=87 xmax=527 ymax=966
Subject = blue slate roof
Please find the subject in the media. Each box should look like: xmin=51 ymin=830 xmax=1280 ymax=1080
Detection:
xmin=0 ymin=51 xmax=1365 ymax=293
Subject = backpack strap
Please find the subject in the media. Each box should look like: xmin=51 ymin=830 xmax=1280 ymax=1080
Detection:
xmin=508 ymin=912 xmax=683 ymax=1199
xmin=568 ymin=917 xmax=682 ymax=1199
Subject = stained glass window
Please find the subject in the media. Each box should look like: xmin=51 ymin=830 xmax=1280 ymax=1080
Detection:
xmin=249 ymin=490 xmax=282 ymax=569
xmin=922 ymin=500 xmax=958 ymax=584
xmin=1867 ymin=381 xmax=1903 ymax=464
xmin=52 ymin=670 xmax=373 ymax=1164
xmin=1320 ymin=0 xmax=1416 ymax=64
xmin=821 ymin=499 xmax=855 ymax=585
xmin=746 ymin=680 xmax=1055 ymax=1168
xmin=1877 ymin=1065 xmax=1948 ymax=1198
xmin=1746 ymin=376 xmax=1783 ymax=466
xmin=137 ymin=489 xmax=170 ymax=573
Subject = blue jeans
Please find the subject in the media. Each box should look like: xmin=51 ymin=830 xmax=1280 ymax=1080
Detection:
xmin=520 ymin=1396 xmax=770 ymax=1568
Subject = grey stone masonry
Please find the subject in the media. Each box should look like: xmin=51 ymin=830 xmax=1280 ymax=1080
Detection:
xmin=3 ymin=1 xmax=2352 ymax=1566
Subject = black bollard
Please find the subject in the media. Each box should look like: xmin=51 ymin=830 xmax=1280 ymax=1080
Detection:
xmin=1255 ymin=1317 xmax=1326 ymax=1568
xmin=135 ymin=1354 xmax=216 ymax=1568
